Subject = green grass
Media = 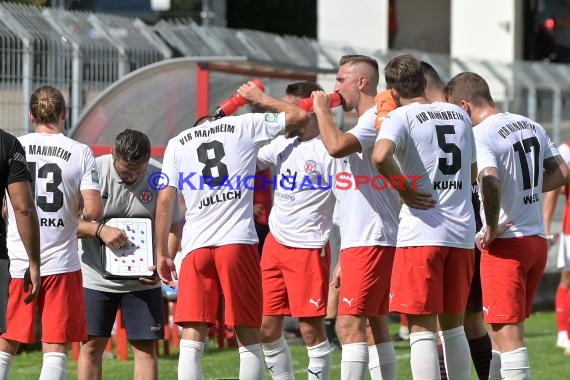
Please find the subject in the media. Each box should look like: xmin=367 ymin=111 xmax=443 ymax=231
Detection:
xmin=8 ymin=311 xmax=569 ymax=379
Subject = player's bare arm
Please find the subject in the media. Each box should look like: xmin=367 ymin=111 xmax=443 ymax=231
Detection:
xmin=80 ymin=188 xmax=103 ymax=222
xmin=77 ymin=219 xmax=129 ymax=250
xmin=479 ymin=166 xmax=501 ymax=248
xmin=372 ymin=138 xmax=436 ymax=210
xmin=543 ymin=155 xmax=570 ymax=193
xmin=7 ymin=180 xmax=41 ymax=304
xmin=155 ymin=186 xmax=178 ymax=287
xmin=168 ymin=219 xmax=183 ymax=259
xmin=312 ymin=91 xmax=362 ymax=157
xmin=471 ymin=162 xmax=478 ymax=183
xmin=237 ymin=80 xmax=311 ymax=132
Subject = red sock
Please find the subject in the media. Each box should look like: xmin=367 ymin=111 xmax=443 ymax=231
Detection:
xmin=556 ymin=286 xmax=569 ymax=332
xmin=565 ymin=287 xmax=570 ymax=337
xmin=400 ymin=314 xmax=408 ymax=327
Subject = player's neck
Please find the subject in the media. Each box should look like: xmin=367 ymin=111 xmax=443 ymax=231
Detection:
xmin=299 ymin=120 xmax=320 ymax=142
xmin=472 ymin=105 xmax=500 ymax=126
xmin=400 ymin=95 xmax=429 ymax=106
xmin=356 ymin=94 xmax=376 ymax=116
xmin=34 ymin=123 xmax=63 ymax=134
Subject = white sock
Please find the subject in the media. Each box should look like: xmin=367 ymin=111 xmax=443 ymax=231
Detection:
xmin=439 ymin=326 xmax=471 ymax=379
xmin=39 ymin=352 xmax=67 ymax=380
xmin=262 ymin=336 xmax=294 ymax=379
xmin=500 ymin=347 xmax=530 ymax=380
xmin=409 ymin=331 xmax=439 ymax=380
xmin=489 ymin=349 xmax=502 ymax=380
xmin=178 ymin=339 xmax=205 ymax=380
xmin=0 ymin=351 xmax=14 ymax=380
xmin=239 ymin=344 xmax=264 ymax=380
xmin=368 ymin=342 xmax=397 ymax=380
xmin=341 ymin=342 xmax=368 ymax=380
xmin=307 ymin=340 xmax=331 ymax=380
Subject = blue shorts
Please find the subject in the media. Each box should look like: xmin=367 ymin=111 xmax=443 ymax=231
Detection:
xmin=84 ymin=287 xmax=164 ymax=340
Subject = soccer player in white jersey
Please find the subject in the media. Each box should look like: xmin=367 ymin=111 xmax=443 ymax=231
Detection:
xmin=373 ymin=55 xmax=476 ymax=380
xmin=445 ymin=72 xmax=570 ymax=380
xmin=0 ymin=86 xmax=102 ymax=380
xmin=155 ymin=81 xmax=310 ymax=380
xmin=257 ymin=82 xmax=341 ymax=380
xmin=312 ymin=54 xmax=400 ymax=380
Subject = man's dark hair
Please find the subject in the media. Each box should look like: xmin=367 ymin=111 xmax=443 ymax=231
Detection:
xmin=113 ymin=129 xmax=151 ymax=165
xmin=444 ymin=72 xmax=495 ymax=107
xmin=285 ymin=82 xmax=324 ymax=99
xmin=421 ymin=61 xmax=444 ymax=91
xmin=339 ymin=55 xmax=379 ymax=73
xmin=384 ymin=55 xmax=426 ymax=98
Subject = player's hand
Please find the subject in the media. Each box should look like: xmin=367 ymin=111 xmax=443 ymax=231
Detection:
xmin=157 ymin=256 xmax=177 ymax=288
xmin=100 ymin=226 xmax=130 ymax=250
xmin=236 ymin=81 xmax=265 ymax=105
xmin=330 ymin=263 xmax=341 ymax=289
xmin=480 ymin=224 xmax=499 ymax=250
xmin=475 ymin=221 xmax=512 ymax=250
xmin=399 ymin=187 xmax=436 ymax=210
xmin=375 ymin=89 xmax=398 ymax=130
xmin=253 ymin=203 xmax=265 ymax=218
xmin=139 ymin=265 xmax=160 ymax=286
xmin=311 ymin=91 xmax=331 ymax=113
xmin=547 ymin=232 xmax=560 ymax=250
xmin=23 ymin=265 xmax=40 ymax=304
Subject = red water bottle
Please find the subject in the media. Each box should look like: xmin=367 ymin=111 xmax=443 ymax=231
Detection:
xmin=212 ymin=79 xmax=265 ymax=119
xmin=298 ymin=92 xmax=343 ymax=112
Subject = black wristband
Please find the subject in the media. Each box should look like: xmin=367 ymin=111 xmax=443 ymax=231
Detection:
xmin=95 ymin=223 xmax=104 ymax=239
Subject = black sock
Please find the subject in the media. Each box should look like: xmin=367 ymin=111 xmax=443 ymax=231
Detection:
xmin=468 ymin=334 xmax=492 ymax=380
xmin=324 ymin=318 xmax=337 ymax=344
xmin=437 ymin=343 xmax=448 ymax=380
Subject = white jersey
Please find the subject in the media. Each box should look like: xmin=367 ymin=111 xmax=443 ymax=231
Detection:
xmin=378 ymin=102 xmax=476 ymax=248
xmin=7 ymin=132 xmax=100 ymax=277
xmin=162 ymin=112 xmax=286 ymax=254
xmin=257 ymin=135 xmax=340 ymax=248
xmin=474 ymin=112 xmax=558 ymax=238
xmin=339 ymin=107 xmax=401 ymax=250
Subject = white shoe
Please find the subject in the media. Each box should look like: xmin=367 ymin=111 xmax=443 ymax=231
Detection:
xmin=556 ymin=332 xmax=570 ymax=349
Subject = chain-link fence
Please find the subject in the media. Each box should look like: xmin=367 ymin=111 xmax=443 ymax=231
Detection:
xmin=2 ymin=2 xmax=570 ymax=143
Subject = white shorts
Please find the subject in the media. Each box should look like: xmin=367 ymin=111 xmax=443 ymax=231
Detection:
xmin=557 ymin=233 xmax=570 ymax=270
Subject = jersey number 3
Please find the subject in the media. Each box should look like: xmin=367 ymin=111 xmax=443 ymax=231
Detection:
xmin=197 ymin=141 xmax=229 ymax=186
xmin=27 ymin=162 xmax=64 ymax=212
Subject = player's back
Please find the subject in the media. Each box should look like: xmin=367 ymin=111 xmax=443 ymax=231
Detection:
xmin=7 ymin=132 xmax=98 ymax=276
xmin=381 ymin=101 xmax=476 ymax=248
xmin=163 ymin=113 xmax=286 ymax=253
xmin=474 ymin=112 xmax=556 ymax=238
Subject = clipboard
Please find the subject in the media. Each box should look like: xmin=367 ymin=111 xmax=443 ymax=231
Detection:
xmin=100 ymin=217 xmax=155 ymax=280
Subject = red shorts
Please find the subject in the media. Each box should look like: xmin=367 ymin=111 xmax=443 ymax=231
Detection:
xmin=175 ymin=244 xmax=262 ymax=328
xmin=389 ymin=246 xmax=474 ymax=315
xmin=338 ymin=246 xmax=395 ymax=317
xmin=0 ymin=270 xmax=86 ymax=344
xmin=480 ymin=236 xmax=547 ymax=324
xmin=261 ymin=232 xmax=331 ymax=317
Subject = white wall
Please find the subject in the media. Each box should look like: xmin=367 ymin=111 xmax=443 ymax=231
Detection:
xmin=451 ymin=0 xmax=523 ymax=62
xmin=393 ymin=0 xmax=450 ymax=53
xmin=317 ymin=0 xmax=389 ymax=52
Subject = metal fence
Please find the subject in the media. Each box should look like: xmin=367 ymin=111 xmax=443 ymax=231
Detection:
xmin=2 ymin=2 xmax=570 ymax=145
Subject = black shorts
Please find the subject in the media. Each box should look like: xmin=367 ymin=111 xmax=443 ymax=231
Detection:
xmin=465 ymin=249 xmax=482 ymax=313
xmin=84 ymin=287 xmax=164 ymax=340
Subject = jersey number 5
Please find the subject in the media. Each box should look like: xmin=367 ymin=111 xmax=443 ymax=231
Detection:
xmin=436 ymin=124 xmax=461 ymax=175
xmin=513 ymin=137 xmax=540 ymax=190
xmin=27 ymin=162 xmax=64 ymax=212
xmin=197 ymin=141 xmax=229 ymax=186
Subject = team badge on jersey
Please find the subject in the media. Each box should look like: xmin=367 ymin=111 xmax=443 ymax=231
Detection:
xmin=91 ymin=170 xmax=99 ymax=184
xmin=264 ymin=113 xmax=278 ymax=123
xmin=304 ymin=160 xmax=317 ymax=174
xmin=139 ymin=189 xmax=153 ymax=204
